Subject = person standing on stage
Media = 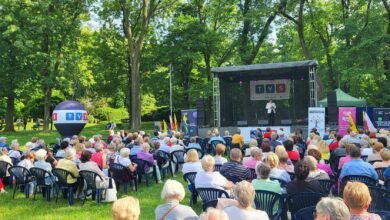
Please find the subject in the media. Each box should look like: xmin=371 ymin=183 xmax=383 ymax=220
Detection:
xmin=266 ymin=99 xmax=276 ymax=126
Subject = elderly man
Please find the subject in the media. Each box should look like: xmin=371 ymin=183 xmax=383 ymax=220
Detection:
xmin=339 ymin=146 xmax=378 ymax=181
xmin=315 ymin=197 xmax=350 ymax=220
xmin=0 ymin=137 xmax=9 ymax=150
xmin=130 ymin=137 xmax=143 ymax=156
xmin=220 ymin=148 xmax=251 ymax=183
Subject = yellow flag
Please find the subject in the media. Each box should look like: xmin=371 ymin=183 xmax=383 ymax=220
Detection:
xmin=163 ymin=120 xmax=168 ymax=133
xmin=174 ymin=114 xmax=178 ymax=131
xmin=348 ymin=113 xmax=358 ymax=132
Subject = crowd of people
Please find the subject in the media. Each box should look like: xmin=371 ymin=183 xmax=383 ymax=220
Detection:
xmin=0 ymin=126 xmax=389 ymax=220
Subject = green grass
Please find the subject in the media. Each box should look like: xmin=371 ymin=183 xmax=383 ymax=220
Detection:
xmin=0 ymin=123 xmax=202 ymax=220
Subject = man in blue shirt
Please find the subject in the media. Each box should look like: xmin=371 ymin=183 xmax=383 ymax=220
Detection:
xmin=0 ymin=137 xmax=9 ymax=150
xmin=340 ymin=146 xmax=378 ymax=180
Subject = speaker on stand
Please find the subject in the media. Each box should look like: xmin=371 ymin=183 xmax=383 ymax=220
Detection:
xmin=197 ymin=99 xmax=206 ymax=127
xmin=327 ymin=91 xmax=338 ymax=126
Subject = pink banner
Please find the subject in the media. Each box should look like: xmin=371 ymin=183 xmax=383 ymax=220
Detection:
xmin=338 ymin=107 xmax=356 ymax=136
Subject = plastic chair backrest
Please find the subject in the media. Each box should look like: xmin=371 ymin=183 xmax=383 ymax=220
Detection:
xmin=249 ymin=168 xmax=257 ymax=179
xmin=294 ymin=206 xmax=316 ymax=220
xmin=80 ymin=170 xmax=103 ymax=190
xmin=375 ymin=167 xmax=385 ymax=181
xmin=270 ymin=177 xmax=288 ymax=188
xmin=214 ymin=164 xmax=222 ymax=172
xmin=30 ymin=167 xmax=53 ymax=186
xmin=9 ymin=166 xmax=32 ymax=184
xmin=52 ymin=168 xmax=76 ymax=186
xmin=171 ymin=150 xmax=186 ymax=164
xmin=254 ymin=190 xmax=282 ymax=217
xmin=183 ymin=172 xmax=197 ymax=186
xmin=340 ymin=175 xmax=378 ymax=195
xmin=287 ymin=192 xmax=324 ymax=216
xmin=132 ymin=158 xmax=154 ymax=174
xmin=318 ymin=179 xmax=334 ymax=195
xmin=368 ymin=186 xmax=390 ymax=212
xmin=196 ymin=187 xmax=229 ymax=203
xmin=0 ymin=161 xmax=11 ymax=178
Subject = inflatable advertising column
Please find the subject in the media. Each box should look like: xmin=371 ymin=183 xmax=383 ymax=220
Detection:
xmin=52 ymin=101 xmax=88 ymax=138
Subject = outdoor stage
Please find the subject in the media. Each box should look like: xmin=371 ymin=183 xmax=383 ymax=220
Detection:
xmin=210 ymin=60 xmax=319 ymax=128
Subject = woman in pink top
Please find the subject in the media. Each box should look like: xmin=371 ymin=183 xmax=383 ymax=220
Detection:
xmin=91 ymin=143 xmax=107 ymax=170
xmin=308 ymin=148 xmax=333 ymax=176
xmin=243 ymin=147 xmax=262 ymax=169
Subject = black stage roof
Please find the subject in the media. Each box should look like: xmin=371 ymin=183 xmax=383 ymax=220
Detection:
xmin=212 ymin=60 xmax=318 ymax=81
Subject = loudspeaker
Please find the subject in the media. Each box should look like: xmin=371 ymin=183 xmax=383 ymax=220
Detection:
xmin=327 ymin=91 xmax=337 ymax=123
xmin=197 ymin=98 xmax=206 ymax=127
xmin=237 ymin=121 xmax=248 ymax=126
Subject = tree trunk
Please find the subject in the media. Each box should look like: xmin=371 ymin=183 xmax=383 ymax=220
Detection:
xmin=130 ymin=54 xmax=141 ymax=130
xmin=4 ymin=94 xmax=15 ymax=132
xmin=43 ymin=87 xmax=52 ymax=132
xmin=382 ymin=0 xmax=390 ymax=79
xmin=126 ymin=54 xmax=132 ymax=129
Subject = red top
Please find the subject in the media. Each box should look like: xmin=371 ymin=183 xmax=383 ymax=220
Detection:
xmin=329 ymin=141 xmax=339 ymax=151
xmin=287 ymin=150 xmax=300 ymax=161
xmin=91 ymin=152 xmax=103 ymax=169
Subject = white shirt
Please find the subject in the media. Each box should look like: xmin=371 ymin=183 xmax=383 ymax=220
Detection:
xmin=224 ymin=205 xmax=269 ymax=220
xmin=170 ymin=144 xmax=184 ymax=153
xmin=361 ymin=148 xmax=373 ymax=156
xmin=182 ymin=161 xmax=203 ymax=174
xmin=195 ymin=171 xmax=228 ymax=190
xmin=266 ymin=102 xmax=276 ymax=114
xmin=214 ymin=155 xmax=228 ymax=165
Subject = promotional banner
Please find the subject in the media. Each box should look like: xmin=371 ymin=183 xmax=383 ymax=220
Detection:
xmin=250 ymin=79 xmax=291 ymax=100
xmin=373 ymin=108 xmax=390 ymax=129
xmin=239 ymin=127 xmax=291 ymax=143
xmin=308 ymin=107 xmax=326 ymax=137
xmin=181 ymin=109 xmax=198 ymax=136
xmin=338 ymin=107 xmax=356 ymax=136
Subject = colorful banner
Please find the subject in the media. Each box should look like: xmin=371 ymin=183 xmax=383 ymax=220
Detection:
xmin=338 ymin=107 xmax=356 ymax=136
xmin=250 ymin=79 xmax=291 ymax=100
xmin=181 ymin=109 xmax=198 ymax=136
xmin=308 ymin=107 xmax=326 ymax=137
xmin=373 ymin=108 xmax=390 ymax=129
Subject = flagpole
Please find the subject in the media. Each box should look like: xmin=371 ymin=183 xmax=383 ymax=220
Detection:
xmin=170 ymin=64 xmax=173 ymax=117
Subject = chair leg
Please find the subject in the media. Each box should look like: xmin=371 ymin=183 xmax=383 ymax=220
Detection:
xmin=33 ymin=184 xmax=38 ymax=200
xmin=68 ymin=187 xmax=73 ymax=206
xmin=46 ymin=186 xmax=51 ymax=202
xmin=124 ymin=182 xmax=128 ymax=194
xmin=97 ymin=189 xmax=101 ymax=204
xmin=55 ymin=186 xmax=59 ymax=203
xmin=12 ymin=184 xmax=17 ymax=199
xmin=25 ymin=184 xmax=29 ymax=198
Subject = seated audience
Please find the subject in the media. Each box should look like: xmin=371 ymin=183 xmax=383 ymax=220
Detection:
xmin=34 ymin=149 xmax=54 ymax=185
xmin=130 ymin=137 xmax=143 ymax=156
xmin=195 ymin=155 xmax=234 ymax=191
xmin=91 ymin=143 xmax=107 ymax=170
xmin=79 ymin=150 xmax=110 ymax=188
xmin=243 ymin=147 xmax=262 ymax=169
xmin=338 ymin=144 xmax=356 ymax=170
xmin=361 ymin=138 xmax=375 ymax=156
xmin=231 ymin=129 xmax=244 ymax=148
xmin=286 ymin=160 xmax=322 ymax=194
xmin=199 ymin=208 xmax=228 ymax=220
xmin=114 ymin=148 xmax=137 ymax=172
xmin=169 ymin=137 xmax=184 ymax=153
xmin=270 ymin=133 xmax=281 ymax=150
xmin=57 ymin=148 xmax=82 ymax=188
xmin=266 ymin=153 xmax=291 ymax=183
xmin=214 ymin=144 xmax=228 ymax=165
xmin=208 ymin=129 xmax=226 ymax=145
xmin=304 ymin=156 xmax=330 ymax=180
xmin=284 ymin=140 xmax=300 ymax=162
xmin=315 ymin=197 xmax=350 ymax=220
xmin=8 ymin=141 xmax=21 ymax=164
xmin=55 ymin=141 xmax=69 ymax=158
xmin=223 ymin=181 xmax=269 ymax=220
xmin=367 ymin=141 xmax=384 ymax=163
xmin=112 ymin=196 xmax=140 ymax=220
xmin=182 ymin=149 xmax=203 ymax=174
xmin=220 ymin=148 xmax=251 ymax=183
xmin=373 ymin=148 xmax=390 ymax=168
xmin=317 ymin=140 xmax=330 ymax=161
xmin=252 ymin=163 xmax=282 ymax=194
xmin=137 ymin=143 xmax=162 ymax=183
xmin=343 ymin=182 xmax=381 ymax=220
xmin=308 ymin=148 xmax=333 ymax=176
xmin=0 ymin=147 xmax=12 ymax=193
xmin=18 ymin=152 xmax=35 ymax=170
xmin=339 ymin=146 xmax=378 ymax=181
xmin=186 ymin=137 xmax=201 ymax=150
xmin=155 ymin=180 xmax=198 ymax=220
xmin=329 ymin=135 xmax=342 ymax=151
xmin=277 ymin=150 xmax=294 ymax=173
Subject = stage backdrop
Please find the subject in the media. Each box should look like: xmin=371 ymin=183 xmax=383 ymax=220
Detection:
xmin=338 ymin=107 xmax=356 ymax=136
xmin=181 ymin=109 xmax=198 ymax=136
xmin=308 ymin=107 xmax=325 ymax=137
xmin=373 ymin=108 xmax=390 ymax=129
xmin=250 ymin=79 xmax=291 ymax=100
xmin=239 ymin=126 xmax=291 ymax=143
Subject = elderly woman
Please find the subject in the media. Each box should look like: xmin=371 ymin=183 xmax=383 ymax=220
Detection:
xmin=223 ymin=181 xmax=269 ymax=220
xmin=304 ymin=156 xmax=330 ymax=180
xmin=343 ymin=182 xmax=381 ymax=220
xmin=18 ymin=152 xmax=35 ymax=170
xmin=136 ymin=143 xmax=162 ymax=183
xmin=186 ymin=137 xmax=201 ymax=150
xmin=34 ymin=149 xmax=55 ymax=185
xmin=214 ymin=144 xmax=227 ymax=165
xmin=243 ymin=147 xmax=263 ymax=169
xmin=315 ymin=197 xmax=350 ymax=220
xmin=199 ymin=208 xmax=228 ymax=220
xmin=8 ymin=141 xmax=21 ymax=164
xmin=182 ymin=149 xmax=203 ymax=174
xmin=0 ymin=147 xmax=12 ymax=193
xmin=252 ymin=163 xmax=282 ymax=194
xmin=308 ymin=148 xmax=333 ymax=176
xmin=194 ymin=155 xmax=234 ymax=191
xmin=112 ymin=196 xmax=140 ymax=220
xmin=367 ymin=141 xmax=384 ymax=163
xmin=114 ymin=148 xmax=137 ymax=172
xmin=79 ymin=150 xmax=110 ymax=189
xmin=373 ymin=149 xmax=390 ymax=169
xmin=57 ymin=148 xmax=81 ymax=187
xmin=276 ymin=149 xmax=294 ymax=173
xmin=317 ymin=140 xmax=330 ymax=161
xmin=155 ymin=179 xmax=198 ymax=220
xmin=91 ymin=143 xmax=107 ymax=170
xmin=266 ymin=153 xmax=291 ymax=183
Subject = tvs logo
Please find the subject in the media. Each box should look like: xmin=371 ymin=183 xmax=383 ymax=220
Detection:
xmin=52 ymin=113 xmax=57 ymax=121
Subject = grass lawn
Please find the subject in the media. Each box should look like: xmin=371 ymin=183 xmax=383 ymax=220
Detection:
xmin=0 ymin=122 xmax=203 ymax=220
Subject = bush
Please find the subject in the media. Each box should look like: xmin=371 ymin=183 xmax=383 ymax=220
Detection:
xmin=94 ymin=107 xmax=128 ymax=123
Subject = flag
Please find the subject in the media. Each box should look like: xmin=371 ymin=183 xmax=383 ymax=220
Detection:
xmin=169 ymin=115 xmax=175 ymax=131
xmin=182 ymin=114 xmax=188 ymax=135
xmin=174 ymin=113 xmax=180 ymax=132
xmin=162 ymin=120 xmax=168 ymax=133
xmin=348 ymin=112 xmax=358 ymax=132
xmin=363 ymin=111 xmax=376 ymax=132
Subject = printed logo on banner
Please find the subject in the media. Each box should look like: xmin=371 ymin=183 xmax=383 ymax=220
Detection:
xmin=76 ymin=113 xmax=83 ymax=120
xmin=266 ymin=84 xmax=275 ymax=93
xmin=66 ymin=113 xmax=75 ymax=120
xmin=276 ymin=84 xmax=286 ymax=93
xmin=255 ymin=85 xmax=264 ymax=94
xmin=83 ymin=113 xmax=88 ymax=120
xmin=52 ymin=113 xmax=57 ymax=121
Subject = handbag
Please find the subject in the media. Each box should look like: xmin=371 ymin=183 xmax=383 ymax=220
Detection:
xmin=104 ymin=178 xmax=117 ymax=202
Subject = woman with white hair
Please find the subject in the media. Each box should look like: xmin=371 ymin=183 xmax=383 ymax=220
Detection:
xmin=315 ymin=197 xmax=350 ymax=220
xmin=194 ymin=155 xmax=234 ymax=190
xmin=303 ymin=156 xmax=330 ymax=180
xmin=223 ymin=181 xmax=269 ymax=220
xmin=34 ymin=149 xmax=55 ymax=185
xmin=243 ymin=147 xmax=263 ymax=169
xmin=56 ymin=148 xmax=80 ymax=185
xmin=137 ymin=143 xmax=162 ymax=183
xmin=155 ymin=179 xmax=198 ymax=220
xmin=114 ymin=148 xmax=137 ymax=172
xmin=8 ymin=140 xmax=21 ymax=164
xmin=199 ymin=208 xmax=228 ymax=220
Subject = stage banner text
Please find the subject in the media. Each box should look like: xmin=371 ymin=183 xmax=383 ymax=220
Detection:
xmin=181 ymin=109 xmax=198 ymax=136
xmin=338 ymin=107 xmax=356 ymax=136
xmin=308 ymin=107 xmax=326 ymax=137
xmin=373 ymin=108 xmax=390 ymax=129
xmin=250 ymin=79 xmax=291 ymax=100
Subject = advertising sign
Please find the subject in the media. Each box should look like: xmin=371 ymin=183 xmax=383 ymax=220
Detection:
xmin=308 ymin=107 xmax=326 ymax=137
xmin=338 ymin=107 xmax=356 ymax=136
xmin=181 ymin=109 xmax=198 ymax=136
xmin=250 ymin=79 xmax=291 ymax=100
xmin=373 ymin=108 xmax=390 ymax=129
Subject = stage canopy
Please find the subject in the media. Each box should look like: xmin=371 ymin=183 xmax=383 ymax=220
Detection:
xmin=211 ymin=60 xmax=318 ymax=127
xmin=317 ymin=88 xmax=367 ymax=107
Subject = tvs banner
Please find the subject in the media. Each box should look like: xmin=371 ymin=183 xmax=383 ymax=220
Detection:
xmin=373 ymin=108 xmax=390 ymax=129
xmin=308 ymin=107 xmax=326 ymax=137
xmin=181 ymin=109 xmax=198 ymax=136
xmin=250 ymin=79 xmax=291 ymax=100
xmin=338 ymin=107 xmax=356 ymax=136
